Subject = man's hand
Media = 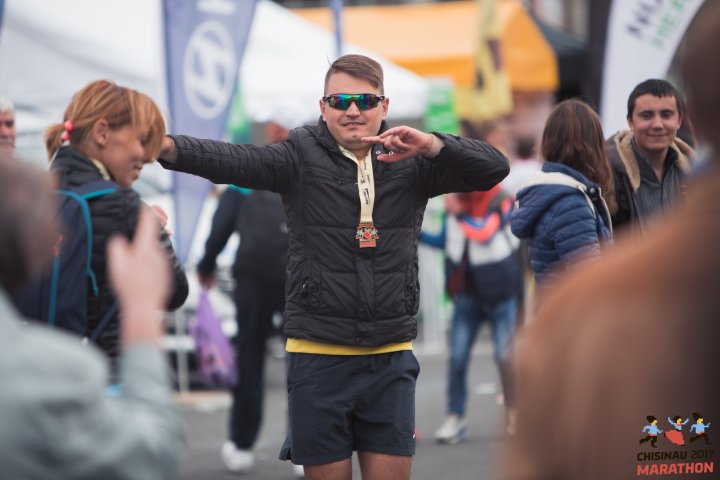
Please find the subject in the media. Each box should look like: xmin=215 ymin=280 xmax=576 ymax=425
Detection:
xmin=108 ymin=207 xmax=170 ymax=345
xmin=362 ymin=126 xmax=435 ymax=163
xmin=159 ymin=136 xmax=177 ymax=163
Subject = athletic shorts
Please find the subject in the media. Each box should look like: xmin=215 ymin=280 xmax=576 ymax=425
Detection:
xmin=278 ymin=350 xmax=420 ymax=466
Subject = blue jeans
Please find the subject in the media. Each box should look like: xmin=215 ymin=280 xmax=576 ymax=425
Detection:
xmin=447 ymin=294 xmax=517 ymax=416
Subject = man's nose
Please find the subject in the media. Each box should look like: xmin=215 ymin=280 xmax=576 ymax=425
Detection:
xmin=650 ymin=115 xmax=664 ymax=128
xmin=346 ymin=102 xmax=361 ymax=115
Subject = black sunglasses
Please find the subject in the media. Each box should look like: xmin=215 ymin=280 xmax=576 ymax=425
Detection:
xmin=322 ymin=93 xmax=385 ymax=111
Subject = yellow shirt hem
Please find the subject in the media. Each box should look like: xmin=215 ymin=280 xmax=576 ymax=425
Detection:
xmin=286 ymin=338 xmax=413 ymax=355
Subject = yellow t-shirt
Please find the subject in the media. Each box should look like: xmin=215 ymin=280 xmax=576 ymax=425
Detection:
xmin=286 ymin=338 xmax=412 ymax=355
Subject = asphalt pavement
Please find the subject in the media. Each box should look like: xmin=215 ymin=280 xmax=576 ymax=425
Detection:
xmin=174 ymin=337 xmax=508 ymax=480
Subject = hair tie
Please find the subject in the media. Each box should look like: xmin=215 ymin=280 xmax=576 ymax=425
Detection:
xmin=60 ymin=120 xmax=73 ymax=141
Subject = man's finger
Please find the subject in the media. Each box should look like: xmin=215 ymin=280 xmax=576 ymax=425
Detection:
xmin=361 ymin=135 xmax=381 ymax=144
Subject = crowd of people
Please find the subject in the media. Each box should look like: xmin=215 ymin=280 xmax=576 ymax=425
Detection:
xmin=1 ymin=3 xmax=719 ymax=478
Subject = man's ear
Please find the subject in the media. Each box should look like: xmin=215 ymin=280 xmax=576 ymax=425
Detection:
xmin=626 ymin=115 xmax=634 ymax=132
xmin=91 ymin=119 xmax=109 ymax=147
xmin=381 ymin=97 xmax=389 ymax=120
xmin=319 ymin=98 xmax=326 ymax=122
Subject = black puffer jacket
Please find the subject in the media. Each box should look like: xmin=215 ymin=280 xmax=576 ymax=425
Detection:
xmin=51 ymin=147 xmax=189 ymax=362
xmin=162 ymin=121 xmax=508 ymax=347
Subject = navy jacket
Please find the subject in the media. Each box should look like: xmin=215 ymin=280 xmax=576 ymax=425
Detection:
xmin=511 ymin=162 xmax=612 ymax=285
xmin=51 ymin=147 xmax=188 ymax=362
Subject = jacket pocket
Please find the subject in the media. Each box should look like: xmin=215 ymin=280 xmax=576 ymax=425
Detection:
xmin=403 ymin=263 xmax=419 ymax=315
xmin=300 ymin=258 xmax=321 ymax=312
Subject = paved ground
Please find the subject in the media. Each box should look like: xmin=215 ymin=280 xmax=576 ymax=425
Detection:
xmin=174 ymin=339 xmax=509 ymax=480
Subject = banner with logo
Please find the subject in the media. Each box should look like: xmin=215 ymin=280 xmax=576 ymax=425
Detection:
xmin=163 ymin=0 xmax=257 ymax=265
xmin=600 ymin=0 xmax=704 ymax=135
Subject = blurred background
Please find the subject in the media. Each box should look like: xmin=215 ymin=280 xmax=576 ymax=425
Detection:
xmin=0 ymin=0 xmax=707 ymax=386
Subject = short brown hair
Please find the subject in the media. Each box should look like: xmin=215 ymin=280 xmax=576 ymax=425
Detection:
xmin=0 ymin=156 xmax=56 ymax=293
xmin=45 ymin=80 xmax=166 ymax=160
xmin=542 ymin=99 xmax=617 ymax=214
xmin=683 ymin=3 xmax=720 ymax=152
xmin=324 ymin=54 xmax=384 ymax=95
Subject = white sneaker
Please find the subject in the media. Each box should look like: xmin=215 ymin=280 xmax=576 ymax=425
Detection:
xmin=435 ymin=414 xmax=468 ymax=444
xmin=292 ymin=463 xmax=305 ymax=478
xmin=221 ymin=441 xmax=255 ymax=473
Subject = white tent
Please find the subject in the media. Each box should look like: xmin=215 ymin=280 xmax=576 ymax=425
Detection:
xmin=0 ymin=0 xmax=429 ymax=160
xmin=242 ymin=0 xmax=429 ymax=125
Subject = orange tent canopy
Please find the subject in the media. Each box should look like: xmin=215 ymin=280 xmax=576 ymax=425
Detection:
xmin=294 ymin=0 xmax=558 ymax=92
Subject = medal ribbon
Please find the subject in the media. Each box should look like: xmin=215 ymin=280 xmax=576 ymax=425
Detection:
xmin=338 ymin=146 xmax=377 ymax=247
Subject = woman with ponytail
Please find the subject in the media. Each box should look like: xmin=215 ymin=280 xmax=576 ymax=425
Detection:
xmin=46 ymin=80 xmax=188 ymax=377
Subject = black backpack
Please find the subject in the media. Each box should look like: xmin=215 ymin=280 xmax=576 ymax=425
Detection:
xmin=14 ymin=179 xmax=118 ymax=340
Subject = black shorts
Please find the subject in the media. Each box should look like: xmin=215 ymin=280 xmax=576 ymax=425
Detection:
xmin=278 ymin=350 xmax=420 ymax=466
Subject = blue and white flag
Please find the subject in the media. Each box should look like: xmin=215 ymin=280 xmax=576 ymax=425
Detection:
xmin=329 ymin=0 xmax=343 ymax=59
xmin=163 ymin=0 xmax=257 ymax=265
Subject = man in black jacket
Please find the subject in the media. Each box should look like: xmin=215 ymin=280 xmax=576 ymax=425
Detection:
xmin=160 ymin=54 xmax=509 ymax=480
xmin=197 ymin=102 xmax=306 ymax=476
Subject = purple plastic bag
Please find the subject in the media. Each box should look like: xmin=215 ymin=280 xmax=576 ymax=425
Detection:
xmin=189 ymin=290 xmax=237 ymax=388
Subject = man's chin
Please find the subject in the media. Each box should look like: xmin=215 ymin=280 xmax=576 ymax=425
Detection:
xmin=638 ymin=139 xmax=672 ymax=152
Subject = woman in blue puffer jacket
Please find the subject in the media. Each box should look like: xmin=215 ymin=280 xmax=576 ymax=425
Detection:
xmin=511 ymin=99 xmax=617 ymax=287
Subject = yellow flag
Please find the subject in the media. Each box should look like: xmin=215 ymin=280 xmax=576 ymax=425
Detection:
xmin=456 ymin=0 xmax=513 ymax=122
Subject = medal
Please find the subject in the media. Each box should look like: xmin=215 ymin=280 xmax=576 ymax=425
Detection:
xmin=356 ymin=222 xmax=379 ymax=248
xmin=337 ymin=145 xmax=378 ymax=249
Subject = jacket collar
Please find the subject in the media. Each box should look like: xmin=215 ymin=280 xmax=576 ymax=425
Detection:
xmin=541 ymin=161 xmax=595 ymax=187
xmin=50 ymin=146 xmax=107 ymax=188
xmin=613 ymin=130 xmax=694 ymax=192
xmin=308 ymin=118 xmax=391 ymax=157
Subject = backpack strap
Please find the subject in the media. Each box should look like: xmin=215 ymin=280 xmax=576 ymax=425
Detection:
xmin=521 ymin=171 xmax=613 ymax=237
xmin=57 ymin=180 xmax=116 ymax=295
xmin=85 ymin=302 xmax=120 ymax=343
xmin=49 ymin=180 xmax=117 ymax=338
xmin=46 ymin=255 xmax=62 ymax=327
xmin=72 ymin=180 xmax=118 ymax=342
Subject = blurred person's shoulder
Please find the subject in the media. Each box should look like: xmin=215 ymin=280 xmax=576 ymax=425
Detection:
xmin=1 ymin=311 xmax=107 ymax=402
xmin=511 ymin=170 xmax=720 ymax=479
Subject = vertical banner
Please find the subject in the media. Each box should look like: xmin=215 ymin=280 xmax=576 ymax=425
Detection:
xmin=600 ymin=0 xmax=704 ymax=136
xmin=455 ymin=0 xmax=513 ymax=123
xmin=329 ymin=0 xmax=343 ymax=59
xmin=163 ymin=0 xmax=257 ymax=265
xmin=585 ymin=0 xmax=612 ymax=110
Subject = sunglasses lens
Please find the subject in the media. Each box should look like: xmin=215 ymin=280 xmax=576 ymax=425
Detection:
xmin=326 ymin=94 xmax=382 ymax=110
